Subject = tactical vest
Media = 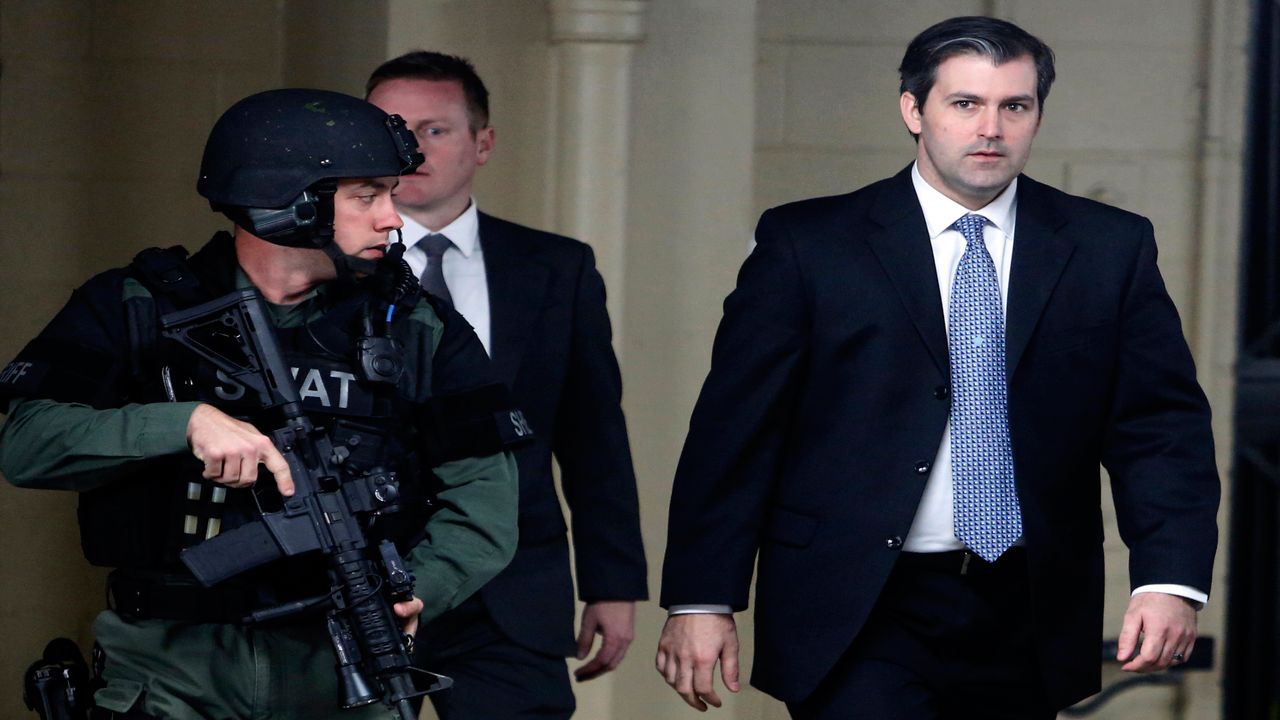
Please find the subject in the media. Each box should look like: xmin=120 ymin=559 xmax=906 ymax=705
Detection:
xmin=76 ymin=242 xmax=436 ymax=604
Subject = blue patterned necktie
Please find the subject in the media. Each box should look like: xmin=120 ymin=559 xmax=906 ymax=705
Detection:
xmin=948 ymin=213 xmax=1022 ymax=562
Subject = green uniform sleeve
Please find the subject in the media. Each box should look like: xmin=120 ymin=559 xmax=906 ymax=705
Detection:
xmin=405 ymin=449 xmax=518 ymax=623
xmin=0 ymin=397 xmax=199 ymax=491
xmin=397 ymin=293 xmax=522 ymax=623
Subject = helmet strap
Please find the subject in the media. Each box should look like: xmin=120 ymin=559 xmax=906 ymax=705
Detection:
xmin=322 ymin=242 xmax=378 ymax=285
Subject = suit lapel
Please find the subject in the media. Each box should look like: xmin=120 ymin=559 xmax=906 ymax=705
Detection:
xmin=1005 ymin=177 xmax=1073 ymax=376
xmin=479 ymin=212 xmax=551 ymax=386
xmin=864 ymin=168 xmax=950 ymax=376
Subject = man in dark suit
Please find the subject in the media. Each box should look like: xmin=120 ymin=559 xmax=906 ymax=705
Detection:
xmin=655 ymin=16 xmax=1219 ymax=719
xmin=366 ymin=52 xmax=647 ymax=718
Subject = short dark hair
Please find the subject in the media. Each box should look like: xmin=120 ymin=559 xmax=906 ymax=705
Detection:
xmin=365 ymin=50 xmax=490 ymax=132
xmin=898 ymin=16 xmax=1055 ymax=118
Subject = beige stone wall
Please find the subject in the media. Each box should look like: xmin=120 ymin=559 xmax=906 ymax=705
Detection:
xmin=283 ymin=0 xmax=390 ymax=94
xmin=618 ymin=2 xmax=761 ymax=717
xmin=386 ymin=0 xmax=558 ymax=232
xmin=0 ymin=2 xmax=280 ymax=716
xmin=755 ymin=0 xmax=987 ymax=211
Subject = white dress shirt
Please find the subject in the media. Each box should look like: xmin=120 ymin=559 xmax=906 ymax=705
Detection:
xmin=399 ymin=199 xmax=493 ymax=356
xmin=904 ymin=163 xmax=1017 ymax=553
xmin=669 ymin=164 xmax=1205 ymax=615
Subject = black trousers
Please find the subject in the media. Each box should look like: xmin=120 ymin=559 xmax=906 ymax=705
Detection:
xmin=788 ymin=549 xmax=1057 ymax=720
xmin=412 ymin=594 xmax=576 ymax=719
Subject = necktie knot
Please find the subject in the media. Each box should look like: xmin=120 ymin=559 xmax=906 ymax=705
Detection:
xmin=421 ymin=233 xmax=453 ymax=259
xmin=953 ymin=214 xmax=988 ymax=246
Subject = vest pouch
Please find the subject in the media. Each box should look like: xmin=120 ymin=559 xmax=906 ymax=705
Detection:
xmin=78 ymin=456 xmax=199 ymax=571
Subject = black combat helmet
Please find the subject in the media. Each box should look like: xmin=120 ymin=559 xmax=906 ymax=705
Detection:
xmin=197 ymin=88 xmax=422 ymax=252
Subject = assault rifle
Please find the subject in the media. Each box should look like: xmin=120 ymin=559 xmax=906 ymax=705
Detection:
xmin=161 ymin=287 xmax=446 ymax=720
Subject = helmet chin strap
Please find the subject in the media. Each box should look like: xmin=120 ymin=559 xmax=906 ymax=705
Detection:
xmin=322 ymin=241 xmax=378 ymax=282
xmin=320 ymin=227 xmax=405 ymax=283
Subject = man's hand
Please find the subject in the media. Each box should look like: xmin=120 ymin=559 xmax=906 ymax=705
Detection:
xmin=1117 ymin=592 xmax=1197 ymax=672
xmin=655 ymin=613 xmax=740 ymax=711
xmin=186 ymin=403 xmax=294 ymax=496
xmin=393 ymin=596 xmax=425 ymax=636
xmin=574 ymin=600 xmax=636 ymax=681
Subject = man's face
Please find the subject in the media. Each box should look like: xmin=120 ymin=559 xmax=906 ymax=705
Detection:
xmin=366 ymin=78 xmax=494 ymax=221
xmin=332 ymin=176 xmax=403 ymax=260
xmin=900 ymin=53 xmax=1041 ymax=210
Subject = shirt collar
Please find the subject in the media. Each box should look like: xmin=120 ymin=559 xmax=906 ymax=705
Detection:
xmin=910 ymin=162 xmax=1017 ymax=240
xmin=398 ymin=197 xmax=481 ymax=258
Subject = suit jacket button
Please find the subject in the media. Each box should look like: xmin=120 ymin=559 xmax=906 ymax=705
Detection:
xmin=914 ymin=461 xmax=931 ymax=475
xmin=934 ymin=385 xmax=950 ymax=400
xmin=885 ymin=536 xmax=903 ymax=549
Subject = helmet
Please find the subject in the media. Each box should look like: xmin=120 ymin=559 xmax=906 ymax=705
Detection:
xmin=197 ymin=88 xmax=422 ymax=248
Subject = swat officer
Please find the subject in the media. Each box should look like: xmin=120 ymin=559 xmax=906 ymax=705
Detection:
xmin=0 ymin=89 xmax=519 ymax=719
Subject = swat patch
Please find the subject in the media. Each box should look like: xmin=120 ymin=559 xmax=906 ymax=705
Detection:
xmin=207 ymin=355 xmax=379 ymax=418
xmin=290 ymin=365 xmax=364 ymax=414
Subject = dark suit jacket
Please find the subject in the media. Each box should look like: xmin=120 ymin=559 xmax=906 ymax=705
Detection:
xmin=470 ymin=212 xmax=647 ymax=657
xmin=659 ymin=167 xmax=1219 ymax=708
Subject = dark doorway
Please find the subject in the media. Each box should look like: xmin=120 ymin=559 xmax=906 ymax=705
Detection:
xmin=1224 ymin=1 xmax=1280 ymax=717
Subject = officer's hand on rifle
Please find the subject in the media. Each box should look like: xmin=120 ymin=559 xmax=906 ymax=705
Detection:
xmin=393 ymin=596 xmax=424 ymax=636
xmin=186 ymin=403 xmax=295 ymax=496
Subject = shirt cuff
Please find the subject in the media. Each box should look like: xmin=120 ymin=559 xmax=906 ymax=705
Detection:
xmin=668 ymin=604 xmax=733 ymax=615
xmin=1132 ymin=584 xmax=1207 ymax=610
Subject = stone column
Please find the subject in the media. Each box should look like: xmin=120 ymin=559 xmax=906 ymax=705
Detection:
xmin=547 ymin=0 xmax=648 ymax=342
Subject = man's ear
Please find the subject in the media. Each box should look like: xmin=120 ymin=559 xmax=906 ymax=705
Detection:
xmin=475 ymin=126 xmax=495 ymax=167
xmin=899 ymin=92 xmax=923 ymax=135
